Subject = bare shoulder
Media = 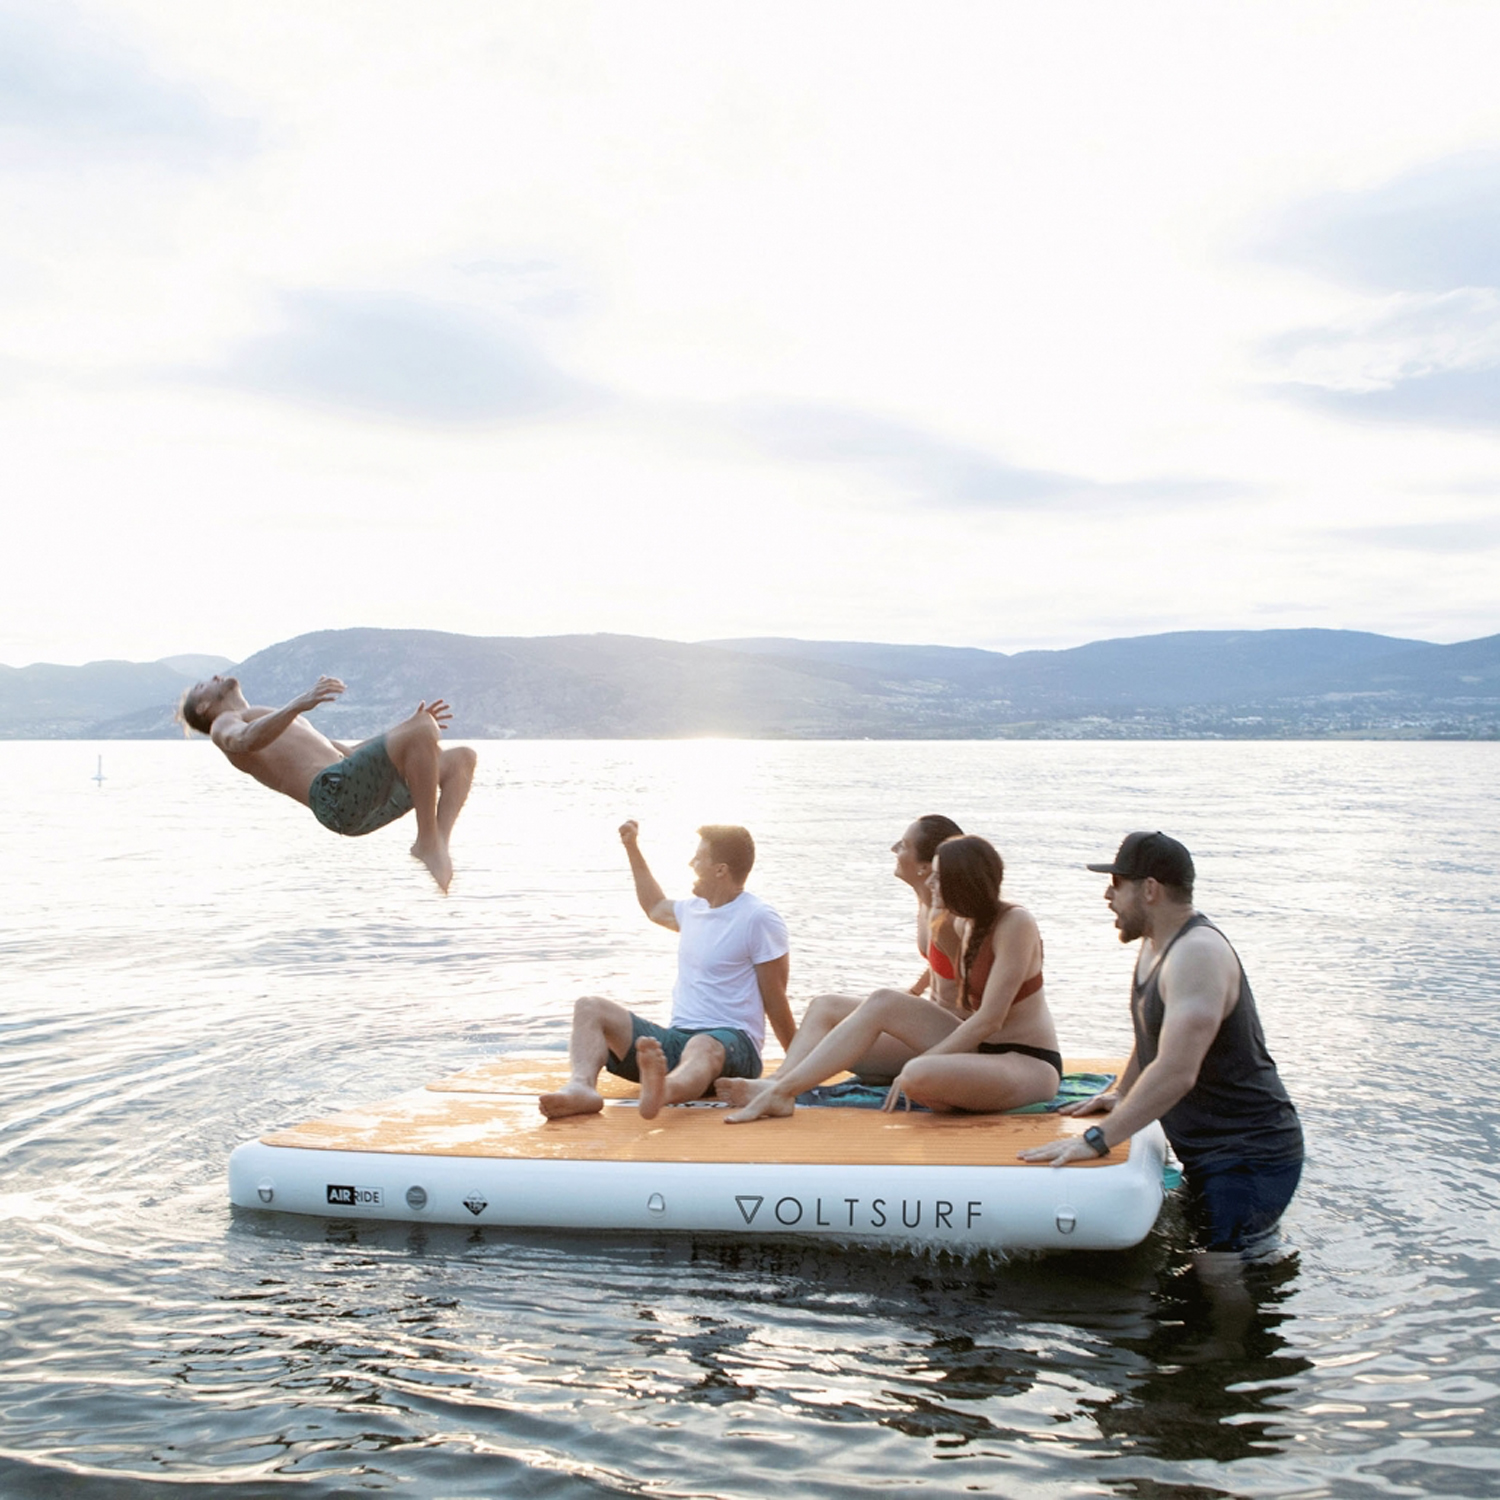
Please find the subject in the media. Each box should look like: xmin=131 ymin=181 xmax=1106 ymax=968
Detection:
xmin=996 ymin=902 xmax=1040 ymax=944
xmin=210 ymin=703 xmax=276 ymax=758
xmin=1162 ymin=920 xmax=1240 ymax=1004
xmin=993 ymin=903 xmax=1042 ymax=961
xmin=1175 ymin=919 xmax=1236 ymax=961
xmin=209 ymin=709 xmax=248 ymax=749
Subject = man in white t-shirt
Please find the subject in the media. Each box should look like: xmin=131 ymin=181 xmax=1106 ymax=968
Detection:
xmin=539 ymin=821 xmax=795 ymax=1121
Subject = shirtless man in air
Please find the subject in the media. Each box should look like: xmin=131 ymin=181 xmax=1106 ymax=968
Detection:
xmin=178 ymin=674 xmax=477 ymax=892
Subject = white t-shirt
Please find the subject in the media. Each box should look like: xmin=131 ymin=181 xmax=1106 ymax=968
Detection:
xmin=670 ymin=890 xmax=789 ymax=1057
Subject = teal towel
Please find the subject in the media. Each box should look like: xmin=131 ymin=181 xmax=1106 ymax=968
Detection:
xmin=796 ymin=1071 xmax=1117 ymax=1113
xmin=1009 ymin=1071 xmax=1117 ymax=1113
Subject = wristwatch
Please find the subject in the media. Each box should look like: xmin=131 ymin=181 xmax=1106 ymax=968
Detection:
xmin=1082 ymin=1126 xmax=1110 ymax=1157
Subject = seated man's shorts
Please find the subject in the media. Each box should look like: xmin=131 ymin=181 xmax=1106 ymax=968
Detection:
xmin=606 ymin=1014 xmax=762 ymax=1086
xmin=308 ymin=735 xmax=414 ymax=837
xmin=1184 ymin=1155 xmax=1303 ymax=1256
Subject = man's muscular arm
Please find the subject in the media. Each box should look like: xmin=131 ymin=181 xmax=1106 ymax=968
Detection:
xmin=619 ymin=820 xmax=677 ymax=929
xmin=210 ymin=677 xmax=344 ymax=756
xmin=1020 ymin=931 xmax=1233 ymax=1164
xmin=1080 ymin=987 xmax=1220 ymax=1146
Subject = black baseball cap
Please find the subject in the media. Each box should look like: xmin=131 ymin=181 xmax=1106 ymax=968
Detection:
xmin=1086 ymin=831 xmax=1194 ymax=887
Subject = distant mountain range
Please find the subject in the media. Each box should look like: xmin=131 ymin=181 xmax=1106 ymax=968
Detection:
xmin=3 ymin=627 xmax=1498 ymax=739
xmin=0 ymin=656 xmax=235 ymax=737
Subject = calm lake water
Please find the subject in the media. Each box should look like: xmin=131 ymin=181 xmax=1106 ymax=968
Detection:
xmin=2 ymin=739 xmax=1498 ymax=1499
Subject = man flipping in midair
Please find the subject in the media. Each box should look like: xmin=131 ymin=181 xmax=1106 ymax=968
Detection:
xmin=178 ymin=673 xmax=476 ymax=892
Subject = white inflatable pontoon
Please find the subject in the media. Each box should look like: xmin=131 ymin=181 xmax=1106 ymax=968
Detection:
xmin=228 ymin=1056 xmax=1167 ymax=1253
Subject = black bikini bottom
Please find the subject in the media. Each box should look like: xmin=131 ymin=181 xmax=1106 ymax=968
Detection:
xmin=975 ymin=1041 xmax=1064 ymax=1078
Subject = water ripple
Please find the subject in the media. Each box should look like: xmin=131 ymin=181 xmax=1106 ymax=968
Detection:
xmin=1 ymin=741 xmax=1498 ymax=1497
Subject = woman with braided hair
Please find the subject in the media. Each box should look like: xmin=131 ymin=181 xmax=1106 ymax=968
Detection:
xmin=720 ymin=835 xmax=1062 ymax=1122
xmin=754 ymin=814 xmax=965 ymax=1087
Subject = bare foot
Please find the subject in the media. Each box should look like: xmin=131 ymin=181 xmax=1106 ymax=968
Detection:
xmin=637 ymin=1037 xmax=668 ymax=1120
xmin=724 ymin=1086 xmax=796 ymax=1124
xmin=538 ymin=1082 xmax=605 ymax=1119
xmin=713 ymin=1077 xmax=759 ymax=1108
xmin=411 ymin=837 xmax=454 ymax=893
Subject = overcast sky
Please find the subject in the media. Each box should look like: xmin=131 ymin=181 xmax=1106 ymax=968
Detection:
xmin=5 ymin=0 xmax=1500 ymax=667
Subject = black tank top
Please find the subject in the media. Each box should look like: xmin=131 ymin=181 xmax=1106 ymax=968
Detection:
xmin=1132 ymin=913 xmax=1303 ymax=1169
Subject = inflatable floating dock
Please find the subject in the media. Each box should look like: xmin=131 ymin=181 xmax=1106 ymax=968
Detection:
xmin=228 ymin=1056 xmax=1168 ymax=1252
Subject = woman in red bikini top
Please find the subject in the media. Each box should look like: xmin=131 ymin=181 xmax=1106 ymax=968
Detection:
xmin=896 ymin=814 xmax=964 ymax=1009
xmin=892 ymin=835 xmax=1063 ymax=1102
xmin=750 ymin=814 xmax=964 ymax=1090
xmin=722 ymin=834 xmax=1066 ymax=1124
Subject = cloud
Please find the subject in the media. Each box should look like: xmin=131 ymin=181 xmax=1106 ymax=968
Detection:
xmin=455 ymin=258 xmax=588 ymax=321
xmin=217 ymin=292 xmax=594 ymax=425
xmin=1261 ymin=150 xmax=1500 ymax=294
xmin=1266 ymin=289 xmax=1500 ymax=393
xmin=1283 ymin=363 xmax=1500 ymax=431
xmin=1260 ymin=153 xmax=1500 ymax=428
xmin=732 ymin=402 xmax=1239 ymax=511
xmin=0 ymin=3 xmax=252 ymax=164
xmin=1266 ymin=288 xmax=1500 ymax=427
xmin=1327 ymin=518 xmax=1500 ymax=553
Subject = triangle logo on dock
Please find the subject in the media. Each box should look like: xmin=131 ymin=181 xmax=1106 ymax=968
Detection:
xmin=735 ymin=1196 xmax=764 ymax=1225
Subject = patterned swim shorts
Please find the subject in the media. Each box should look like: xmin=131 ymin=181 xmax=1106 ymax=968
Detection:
xmin=307 ymin=735 xmax=414 ymax=837
xmin=606 ymin=1014 xmax=763 ymax=1083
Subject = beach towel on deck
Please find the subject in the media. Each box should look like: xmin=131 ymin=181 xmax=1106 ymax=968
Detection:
xmin=795 ymin=1071 xmax=1117 ymax=1113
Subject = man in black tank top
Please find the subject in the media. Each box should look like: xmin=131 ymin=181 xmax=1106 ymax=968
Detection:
xmin=1020 ymin=832 xmax=1302 ymax=1257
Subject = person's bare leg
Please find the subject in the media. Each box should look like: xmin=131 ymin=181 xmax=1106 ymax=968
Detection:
xmin=638 ymin=1034 xmax=726 ymax=1120
xmin=384 ymin=709 xmax=448 ymax=890
xmin=539 ymin=996 xmax=636 ymax=1119
xmin=715 ymin=993 xmax=855 ymax=1109
xmin=715 ymin=994 xmax=884 ymax=1115
xmin=716 ymin=992 xmax=914 ymax=1106
xmin=1188 ymin=1252 xmax=1256 ymax=1359
xmin=725 ymin=988 xmax=957 ymax=1123
xmin=850 ymin=1031 xmax=925 ymax=1085
xmin=436 ymin=745 xmax=477 ymax=843
xmin=895 ymin=1052 xmax=1059 ymax=1114
xmin=778 ymin=994 xmax=859 ymax=1070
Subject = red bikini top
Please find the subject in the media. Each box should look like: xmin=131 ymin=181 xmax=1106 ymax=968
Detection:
xmin=962 ymin=920 xmax=1043 ymax=1014
xmin=921 ymin=907 xmax=959 ymax=982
